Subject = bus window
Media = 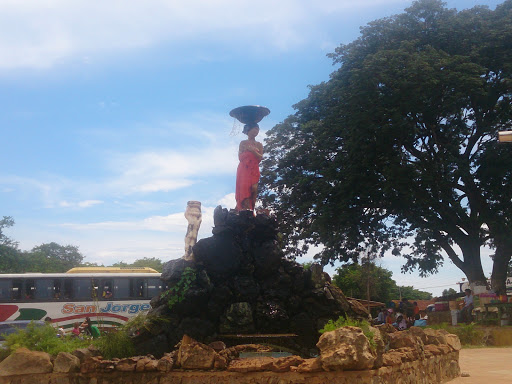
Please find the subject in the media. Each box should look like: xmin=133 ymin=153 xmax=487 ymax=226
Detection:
xmin=35 ymin=279 xmax=54 ymax=300
xmin=11 ymin=280 xmax=22 ymax=300
xmin=53 ymin=279 xmax=62 ymax=299
xmin=25 ymin=280 xmax=36 ymax=299
xmin=74 ymin=278 xmax=92 ymax=299
xmin=0 ymin=280 xmax=10 ymax=300
xmin=132 ymin=279 xmax=145 ymax=298
xmin=147 ymin=278 xmax=162 ymax=299
xmin=63 ymin=279 xmax=73 ymax=300
xmin=101 ymin=280 xmax=113 ymax=299
xmin=113 ymin=278 xmax=130 ymax=299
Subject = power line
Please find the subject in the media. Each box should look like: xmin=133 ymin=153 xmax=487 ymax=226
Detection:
xmin=414 ymin=283 xmax=460 ymax=290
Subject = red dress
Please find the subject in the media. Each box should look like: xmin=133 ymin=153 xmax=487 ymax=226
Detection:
xmin=236 ymin=151 xmax=261 ymax=210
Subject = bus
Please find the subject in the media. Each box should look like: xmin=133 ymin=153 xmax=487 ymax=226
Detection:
xmin=0 ymin=270 xmax=163 ymax=332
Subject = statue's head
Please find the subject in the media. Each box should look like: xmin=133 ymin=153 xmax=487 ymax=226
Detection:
xmin=243 ymin=123 xmax=259 ymax=135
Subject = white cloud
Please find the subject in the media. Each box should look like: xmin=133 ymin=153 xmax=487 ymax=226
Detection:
xmin=217 ymin=193 xmax=236 ymax=209
xmin=107 ymin=144 xmax=238 ymax=194
xmin=59 ymin=199 xmax=103 ymax=208
xmin=0 ymin=0 xmax=410 ymax=70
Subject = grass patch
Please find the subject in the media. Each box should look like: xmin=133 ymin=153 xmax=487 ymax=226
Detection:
xmin=2 ymin=322 xmax=90 ymax=356
xmin=92 ymin=329 xmax=135 ymax=359
xmin=428 ymin=322 xmax=484 ymax=346
xmin=1 ymin=320 xmax=136 ymax=360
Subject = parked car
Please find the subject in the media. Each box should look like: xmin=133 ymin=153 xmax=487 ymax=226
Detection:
xmin=0 ymin=320 xmax=46 ymax=348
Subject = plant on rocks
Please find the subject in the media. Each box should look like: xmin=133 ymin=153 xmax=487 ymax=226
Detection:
xmin=161 ymin=267 xmax=197 ymax=310
xmin=320 ymin=316 xmax=377 ymax=352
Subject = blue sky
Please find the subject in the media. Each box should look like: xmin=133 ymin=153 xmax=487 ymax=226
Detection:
xmin=0 ymin=0 xmax=502 ymax=296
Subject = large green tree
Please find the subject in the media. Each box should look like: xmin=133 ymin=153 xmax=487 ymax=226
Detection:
xmin=332 ymin=263 xmax=395 ymax=303
xmin=261 ymin=0 xmax=512 ymax=293
xmin=29 ymin=242 xmax=84 ymax=272
xmin=333 ymin=263 xmax=432 ymax=303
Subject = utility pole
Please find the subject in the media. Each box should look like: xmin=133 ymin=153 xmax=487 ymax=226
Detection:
xmin=366 ymin=248 xmax=371 ymax=313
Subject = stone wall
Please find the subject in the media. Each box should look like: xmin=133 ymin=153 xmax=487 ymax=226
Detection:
xmin=0 ymin=326 xmax=461 ymax=384
xmin=0 ymin=354 xmax=460 ymax=384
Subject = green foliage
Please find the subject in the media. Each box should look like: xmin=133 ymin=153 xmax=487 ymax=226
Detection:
xmin=92 ymin=330 xmax=135 ymax=359
xmin=428 ymin=323 xmax=484 ymax=346
xmin=442 ymin=288 xmax=458 ymax=297
xmin=333 ymin=263 xmax=432 ymax=302
xmin=0 ymin=216 xmax=17 ymax=247
xmin=301 ymin=261 xmax=313 ymax=270
xmin=111 ymin=257 xmax=164 ymax=272
xmin=333 ymin=263 xmax=395 ymax=303
xmin=122 ymin=312 xmax=170 ymax=336
xmin=260 ymin=0 xmax=512 ymax=292
xmin=29 ymin=242 xmax=84 ymax=272
xmin=391 ymin=285 xmax=432 ymax=300
xmin=1 ymin=321 xmax=136 ymax=360
xmin=319 ymin=316 xmax=376 ymax=352
xmin=3 ymin=323 xmax=89 ymax=356
xmin=161 ymin=267 xmax=196 ymax=310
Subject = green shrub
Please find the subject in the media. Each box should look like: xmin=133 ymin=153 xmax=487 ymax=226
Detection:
xmin=3 ymin=323 xmax=90 ymax=356
xmin=454 ymin=323 xmax=484 ymax=345
xmin=427 ymin=322 xmax=484 ymax=345
xmin=319 ymin=316 xmax=376 ymax=352
xmin=92 ymin=329 xmax=135 ymax=359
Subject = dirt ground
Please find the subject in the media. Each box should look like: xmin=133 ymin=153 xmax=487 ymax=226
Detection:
xmin=448 ymin=348 xmax=512 ymax=383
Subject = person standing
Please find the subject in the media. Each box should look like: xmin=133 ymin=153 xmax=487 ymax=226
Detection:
xmin=460 ymin=289 xmax=474 ymax=323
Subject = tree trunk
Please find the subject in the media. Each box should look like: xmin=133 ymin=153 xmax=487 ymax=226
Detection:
xmin=459 ymin=244 xmax=488 ymax=288
xmin=491 ymin=242 xmax=512 ymax=295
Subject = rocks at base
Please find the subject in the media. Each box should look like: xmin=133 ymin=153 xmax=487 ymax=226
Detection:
xmin=0 ymin=329 xmax=461 ymax=380
xmin=53 ymin=352 xmax=80 ymax=373
xmin=316 ymin=326 xmax=376 ymax=371
xmin=296 ymin=357 xmax=323 ymax=373
xmin=177 ymin=334 xmax=217 ymax=370
xmin=227 ymin=355 xmax=304 ymax=373
xmin=0 ymin=348 xmax=53 ymax=376
xmin=71 ymin=345 xmax=101 ymax=363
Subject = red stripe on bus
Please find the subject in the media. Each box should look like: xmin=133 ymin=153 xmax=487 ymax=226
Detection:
xmin=52 ymin=313 xmax=129 ymax=322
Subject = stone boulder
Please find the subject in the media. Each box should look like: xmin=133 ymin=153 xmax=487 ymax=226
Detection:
xmin=53 ymin=352 xmax=80 ymax=373
xmin=177 ymin=335 xmax=218 ymax=370
xmin=115 ymin=357 xmax=137 ymax=372
xmin=316 ymin=326 xmax=376 ymax=371
xmin=297 ymin=357 xmax=323 ymax=373
xmin=437 ymin=329 xmax=462 ymax=351
xmin=72 ymin=346 xmax=101 ymax=363
xmin=0 ymin=348 xmax=53 ymax=376
xmin=161 ymin=258 xmax=195 ymax=283
xmin=227 ymin=356 xmax=304 ymax=373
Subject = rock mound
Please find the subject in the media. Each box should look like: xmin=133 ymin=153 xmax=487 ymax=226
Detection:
xmin=135 ymin=208 xmax=368 ymax=357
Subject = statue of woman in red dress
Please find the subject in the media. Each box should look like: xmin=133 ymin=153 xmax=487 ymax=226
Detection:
xmin=235 ymin=123 xmax=263 ymax=211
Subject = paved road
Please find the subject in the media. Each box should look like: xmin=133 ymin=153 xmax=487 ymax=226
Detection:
xmin=448 ymin=348 xmax=512 ymax=383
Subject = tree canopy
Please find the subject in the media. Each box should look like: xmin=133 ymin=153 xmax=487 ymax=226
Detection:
xmin=111 ymin=257 xmax=165 ymax=272
xmin=332 ymin=263 xmax=432 ymax=303
xmin=442 ymin=288 xmax=458 ymax=296
xmin=261 ymin=0 xmax=512 ymax=293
